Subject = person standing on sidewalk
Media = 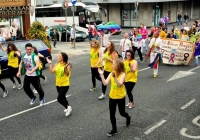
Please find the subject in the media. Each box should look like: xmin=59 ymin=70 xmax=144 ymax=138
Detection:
xmin=177 ymin=12 xmax=182 ymax=26
xmin=118 ymin=33 xmax=132 ymax=60
xmin=164 ymin=14 xmax=169 ymax=32
xmin=124 ymin=50 xmax=138 ymax=109
xmin=0 ymin=42 xmax=23 ymax=89
xmin=52 ymin=29 xmax=58 ymax=48
xmin=70 ymin=24 xmax=76 ymax=49
xmin=46 ymin=52 xmax=72 ymax=116
xmin=98 ymin=59 xmax=131 ymax=137
xmin=58 ymin=23 xmax=63 ymax=41
xmin=99 ymin=41 xmax=118 ymax=100
xmin=89 ymin=39 xmax=102 ymax=92
xmin=10 ymin=22 xmax=17 ymax=41
xmin=184 ymin=13 xmax=189 ymax=23
xmin=17 ymin=43 xmax=45 ymax=106
xmin=0 ymin=66 xmax=8 ymax=98
xmin=88 ymin=24 xmax=93 ymax=42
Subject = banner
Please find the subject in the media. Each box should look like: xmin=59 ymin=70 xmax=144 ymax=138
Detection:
xmin=162 ymin=39 xmax=196 ymax=65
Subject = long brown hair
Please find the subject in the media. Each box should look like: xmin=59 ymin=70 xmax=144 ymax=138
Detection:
xmin=104 ymin=41 xmax=115 ymax=55
xmin=90 ymin=39 xmax=100 ymax=51
xmin=7 ymin=42 xmax=20 ymax=54
xmin=114 ymin=59 xmax=125 ymax=76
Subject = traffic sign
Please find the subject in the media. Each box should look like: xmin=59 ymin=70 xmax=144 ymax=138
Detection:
xmin=71 ymin=0 xmax=76 ymax=5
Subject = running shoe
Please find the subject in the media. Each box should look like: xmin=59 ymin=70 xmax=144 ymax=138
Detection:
xmin=90 ymin=88 xmax=96 ymax=91
xmin=13 ymin=83 xmax=16 ymax=89
xmin=129 ymin=102 xmax=135 ymax=109
xmin=3 ymin=90 xmax=8 ymax=98
xmin=33 ymin=89 xmax=38 ymax=94
xmin=98 ymin=93 xmax=105 ymax=100
xmin=18 ymin=84 xmax=23 ymax=89
xmin=30 ymin=96 xmax=37 ymax=105
xmin=107 ymin=130 xmax=118 ymax=137
xmin=126 ymin=102 xmax=131 ymax=107
xmin=65 ymin=106 xmax=72 ymax=116
xmin=40 ymin=98 xmax=45 ymax=106
xmin=153 ymin=74 xmax=157 ymax=78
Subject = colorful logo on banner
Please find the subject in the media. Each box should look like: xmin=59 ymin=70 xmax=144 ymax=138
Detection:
xmin=162 ymin=39 xmax=196 ymax=65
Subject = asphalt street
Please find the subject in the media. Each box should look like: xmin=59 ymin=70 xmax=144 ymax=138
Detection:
xmin=0 ymin=35 xmax=200 ymax=140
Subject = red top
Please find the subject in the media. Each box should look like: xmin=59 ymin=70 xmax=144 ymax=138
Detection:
xmin=93 ymin=29 xmax=98 ymax=36
xmin=88 ymin=27 xmax=93 ymax=33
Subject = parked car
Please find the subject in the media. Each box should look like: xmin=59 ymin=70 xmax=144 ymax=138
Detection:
xmin=0 ymin=40 xmax=52 ymax=77
xmin=96 ymin=22 xmax=122 ymax=35
xmin=49 ymin=25 xmax=87 ymax=42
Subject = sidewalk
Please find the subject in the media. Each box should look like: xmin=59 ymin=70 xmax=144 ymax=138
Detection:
xmin=121 ymin=19 xmax=199 ymax=34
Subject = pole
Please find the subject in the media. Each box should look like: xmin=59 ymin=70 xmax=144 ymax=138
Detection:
xmin=73 ymin=5 xmax=75 ymax=50
xmin=65 ymin=9 xmax=67 ymax=42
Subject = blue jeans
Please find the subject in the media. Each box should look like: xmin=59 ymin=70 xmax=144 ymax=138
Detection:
xmin=95 ymin=35 xmax=98 ymax=40
xmin=177 ymin=19 xmax=182 ymax=25
xmin=11 ymin=36 xmax=16 ymax=41
xmin=165 ymin=22 xmax=168 ymax=31
xmin=88 ymin=33 xmax=92 ymax=41
xmin=53 ymin=40 xmax=57 ymax=47
xmin=195 ymin=56 xmax=199 ymax=65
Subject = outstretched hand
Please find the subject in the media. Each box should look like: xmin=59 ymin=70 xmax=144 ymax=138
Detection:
xmin=46 ymin=57 xmax=52 ymax=64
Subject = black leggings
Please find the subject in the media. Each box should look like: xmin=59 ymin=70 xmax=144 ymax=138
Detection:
xmin=91 ymin=67 xmax=102 ymax=88
xmin=0 ymin=81 xmax=5 ymax=92
xmin=125 ymin=82 xmax=136 ymax=102
xmin=109 ymin=97 xmax=130 ymax=130
xmin=102 ymin=71 xmax=110 ymax=94
xmin=8 ymin=66 xmax=21 ymax=84
xmin=39 ymin=70 xmax=45 ymax=80
xmin=133 ymin=47 xmax=143 ymax=61
xmin=56 ymin=86 xmax=69 ymax=109
xmin=23 ymin=75 xmax=44 ymax=100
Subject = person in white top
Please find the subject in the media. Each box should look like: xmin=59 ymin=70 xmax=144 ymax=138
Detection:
xmin=0 ymin=29 xmax=5 ymax=42
xmin=118 ymin=33 xmax=132 ymax=60
xmin=148 ymin=32 xmax=163 ymax=78
xmin=70 ymin=24 xmax=76 ymax=48
xmin=10 ymin=22 xmax=17 ymax=41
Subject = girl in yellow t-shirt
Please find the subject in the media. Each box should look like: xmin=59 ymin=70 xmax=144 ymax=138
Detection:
xmin=0 ymin=42 xmax=22 ymax=89
xmin=89 ymin=39 xmax=102 ymax=92
xmin=124 ymin=50 xmax=138 ymax=109
xmin=99 ymin=41 xmax=118 ymax=100
xmin=46 ymin=52 xmax=72 ymax=117
xmin=98 ymin=59 xmax=131 ymax=137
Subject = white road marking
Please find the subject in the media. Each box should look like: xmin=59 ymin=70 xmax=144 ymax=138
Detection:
xmin=167 ymin=66 xmax=200 ymax=82
xmin=0 ymin=94 xmax=72 ymax=122
xmin=192 ymin=115 xmax=200 ymax=127
xmin=139 ymin=67 xmax=150 ymax=72
xmin=144 ymin=120 xmax=167 ymax=135
xmin=180 ymin=99 xmax=196 ymax=110
xmin=180 ymin=128 xmax=200 ymax=139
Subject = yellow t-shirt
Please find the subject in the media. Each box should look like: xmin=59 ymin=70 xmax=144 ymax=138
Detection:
xmin=124 ymin=59 xmax=138 ymax=83
xmin=109 ymin=73 xmax=126 ymax=99
xmin=8 ymin=51 xmax=18 ymax=68
xmin=90 ymin=48 xmax=102 ymax=68
xmin=159 ymin=30 xmax=167 ymax=39
xmin=103 ymin=51 xmax=113 ymax=72
xmin=55 ymin=63 xmax=70 ymax=86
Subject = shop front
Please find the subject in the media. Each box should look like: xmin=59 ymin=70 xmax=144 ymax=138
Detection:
xmin=0 ymin=0 xmax=31 ymax=40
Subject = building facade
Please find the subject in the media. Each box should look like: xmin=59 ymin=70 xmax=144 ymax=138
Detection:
xmin=35 ymin=0 xmax=200 ymax=27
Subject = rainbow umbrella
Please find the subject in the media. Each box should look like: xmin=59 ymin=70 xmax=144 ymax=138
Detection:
xmin=97 ymin=22 xmax=121 ymax=31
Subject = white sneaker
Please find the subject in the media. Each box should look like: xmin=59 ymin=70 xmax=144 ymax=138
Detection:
xmin=33 ymin=89 xmax=38 ymax=94
xmin=126 ymin=102 xmax=131 ymax=107
xmin=13 ymin=83 xmax=16 ymax=89
xmin=98 ymin=93 xmax=105 ymax=100
xmin=18 ymin=84 xmax=23 ymax=89
xmin=65 ymin=106 xmax=72 ymax=116
xmin=3 ymin=90 xmax=8 ymax=97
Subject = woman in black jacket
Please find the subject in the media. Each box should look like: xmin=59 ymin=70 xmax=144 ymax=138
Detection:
xmin=167 ymin=29 xmax=177 ymax=39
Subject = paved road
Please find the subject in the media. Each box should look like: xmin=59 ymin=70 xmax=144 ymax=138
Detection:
xmin=0 ymin=35 xmax=200 ymax=140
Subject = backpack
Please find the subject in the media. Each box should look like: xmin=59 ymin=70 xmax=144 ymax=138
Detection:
xmin=21 ymin=53 xmax=40 ymax=76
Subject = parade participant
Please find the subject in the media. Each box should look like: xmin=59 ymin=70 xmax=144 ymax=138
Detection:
xmin=0 ymin=42 xmax=23 ymax=89
xmin=88 ymin=23 xmax=93 ymax=42
xmin=89 ymin=39 xmax=102 ymax=92
xmin=46 ymin=52 xmax=72 ymax=116
xmin=93 ymin=27 xmax=99 ymax=40
xmin=157 ymin=26 xmax=167 ymax=39
xmin=32 ymin=46 xmax=47 ymax=94
xmin=99 ymin=41 xmax=118 ymax=100
xmin=167 ymin=29 xmax=177 ymax=39
xmin=124 ymin=50 xmax=138 ymax=109
xmin=0 ymin=65 xmax=8 ymax=97
xmin=98 ymin=59 xmax=131 ymax=137
xmin=139 ymin=23 xmax=148 ymax=53
xmin=17 ymin=43 xmax=45 ymax=106
xmin=132 ymin=29 xmax=143 ymax=62
xmin=180 ymin=29 xmax=189 ymax=41
xmin=194 ymin=37 xmax=200 ymax=66
xmin=148 ymin=32 xmax=163 ymax=78
xmin=118 ymin=33 xmax=132 ymax=60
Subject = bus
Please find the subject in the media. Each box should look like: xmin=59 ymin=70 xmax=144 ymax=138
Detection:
xmin=35 ymin=2 xmax=107 ymax=29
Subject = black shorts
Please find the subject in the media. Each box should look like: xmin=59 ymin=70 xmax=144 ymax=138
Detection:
xmin=71 ymin=38 xmax=74 ymax=42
